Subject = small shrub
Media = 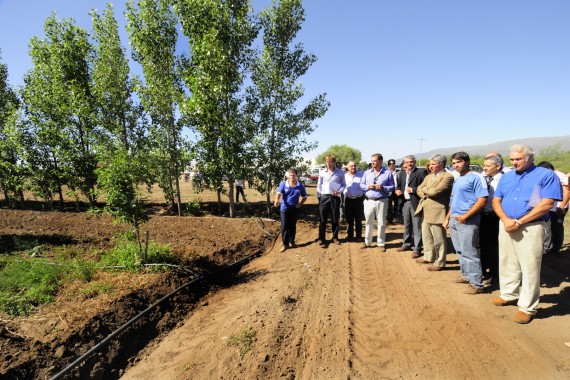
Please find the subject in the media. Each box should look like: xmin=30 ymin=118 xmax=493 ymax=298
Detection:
xmin=228 ymin=326 xmax=257 ymax=357
xmin=185 ymin=199 xmax=202 ymax=216
xmin=101 ymin=239 xmax=174 ymax=271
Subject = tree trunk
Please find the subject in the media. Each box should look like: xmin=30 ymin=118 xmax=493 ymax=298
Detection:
xmin=175 ymin=165 xmax=182 ymax=217
xmin=228 ymin=178 xmax=235 ymax=218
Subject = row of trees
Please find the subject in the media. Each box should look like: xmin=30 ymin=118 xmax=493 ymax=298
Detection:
xmin=0 ymin=0 xmax=329 ymax=221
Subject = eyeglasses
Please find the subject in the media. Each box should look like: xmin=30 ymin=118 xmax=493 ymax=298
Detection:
xmin=388 ymin=163 xmax=395 ymax=166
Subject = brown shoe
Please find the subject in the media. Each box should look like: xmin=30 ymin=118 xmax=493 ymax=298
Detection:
xmin=452 ymin=275 xmax=470 ymax=284
xmin=377 ymin=246 xmax=386 ymax=252
xmin=332 ymin=238 xmax=341 ymax=245
xmin=410 ymin=251 xmax=421 ymax=259
xmin=463 ymin=286 xmax=483 ymax=295
xmin=427 ymin=265 xmax=443 ymax=271
xmin=415 ymin=258 xmax=430 ymax=264
xmin=396 ymin=246 xmax=411 ymax=252
xmin=279 ymin=245 xmax=287 ymax=253
xmin=513 ymin=311 xmax=534 ymax=324
xmin=490 ymin=297 xmax=518 ymax=306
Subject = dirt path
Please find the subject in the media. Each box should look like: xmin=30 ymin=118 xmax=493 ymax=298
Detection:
xmin=122 ymin=221 xmax=570 ymax=379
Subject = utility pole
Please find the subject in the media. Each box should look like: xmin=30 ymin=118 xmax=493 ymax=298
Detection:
xmin=418 ymin=138 xmax=425 ymax=166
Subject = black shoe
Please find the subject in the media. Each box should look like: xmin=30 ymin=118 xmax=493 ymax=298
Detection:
xmin=290 ymin=242 xmax=298 ymax=248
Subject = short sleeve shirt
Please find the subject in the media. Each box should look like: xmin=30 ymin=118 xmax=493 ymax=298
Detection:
xmin=494 ymin=164 xmax=562 ymax=221
xmin=277 ymin=181 xmax=308 ymax=211
xmin=450 ymin=172 xmax=488 ymax=218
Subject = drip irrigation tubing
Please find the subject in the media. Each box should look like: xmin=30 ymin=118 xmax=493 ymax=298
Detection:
xmin=50 ymin=218 xmax=278 ymax=380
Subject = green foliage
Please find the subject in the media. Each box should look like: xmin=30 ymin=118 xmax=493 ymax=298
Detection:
xmin=174 ymin=0 xmax=259 ymax=217
xmin=97 ymin=152 xmax=149 ymax=232
xmin=22 ymin=14 xmax=98 ymax=207
xmin=100 ymin=239 xmax=173 ymax=270
xmin=316 ymin=145 xmax=361 ymax=166
xmin=228 ymin=326 xmax=257 ymax=357
xmin=0 ymin=53 xmax=27 ymax=207
xmin=126 ymin=0 xmax=189 ymax=215
xmin=185 ymin=198 xmax=202 ymax=216
xmin=0 ymin=259 xmax=69 ymax=315
xmin=244 ymin=0 xmax=329 ymax=212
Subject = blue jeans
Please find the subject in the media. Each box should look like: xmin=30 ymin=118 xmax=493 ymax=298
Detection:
xmin=449 ymin=217 xmax=483 ymax=288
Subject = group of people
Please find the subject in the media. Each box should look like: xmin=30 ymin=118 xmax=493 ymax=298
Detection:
xmin=273 ymin=144 xmax=569 ymax=324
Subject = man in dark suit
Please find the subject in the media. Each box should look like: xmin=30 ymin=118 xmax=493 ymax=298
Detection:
xmin=395 ymin=155 xmax=428 ymax=257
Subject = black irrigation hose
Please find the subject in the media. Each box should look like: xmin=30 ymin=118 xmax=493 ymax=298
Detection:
xmin=50 ymin=219 xmax=277 ymax=380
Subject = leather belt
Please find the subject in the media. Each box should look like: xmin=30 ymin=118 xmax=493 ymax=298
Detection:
xmin=365 ymin=197 xmax=384 ymax=200
xmin=347 ymin=195 xmax=364 ymax=199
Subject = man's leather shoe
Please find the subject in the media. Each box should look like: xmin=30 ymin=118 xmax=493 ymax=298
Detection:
xmin=415 ymin=258 xmax=430 ymax=264
xmin=463 ymin=286 xmax=483 ymax=295
xmin=410 ymin=251 xmax=421 ymax=259
xmin=490 ymin=297 xmax=518 ymax=306
xmin=332 ymin=238 xmax=341 ymax=245
xmin=513 ymin=311 xmax=534 ymax=324
xmin=452 ymin=276 xmax=470 ymax=284
xmin=377 ymin=246 xmax=386 ymax=252
xmin=290 ymin=242 xmax=298 ymax=248
xmin=427 ymin=265 xmax=442 ymax=271
xmin=360 ymin=243 xmax=370 ymax=249
xmin=396 ymin=246 xmax=411 ymax=252
xmin=317 ymin=240 xmax=325 ymax=247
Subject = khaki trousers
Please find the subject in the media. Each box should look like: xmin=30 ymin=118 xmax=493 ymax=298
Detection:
xmin=498 ymin=220 xmax=546 ymax=315
xmin=422 ymin=222 xmax=447 ymax=267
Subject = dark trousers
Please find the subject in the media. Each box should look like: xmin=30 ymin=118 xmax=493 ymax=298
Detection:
xmin=318 ymin=194 xmax=340 ymax=241
xmin=387 ymin=192 xmax=399 ymax=222
xmin=544 ymin=210 xmax=566 ymax=254
xmin=280 ymin=207 xmax=300 ymax=245
xmin=345 ymin=196 xmax=364 ymax=238
xmin=235 ymin=185 xmax=246 ymax=202
xmin=479 ymin=212 xmax=500 ymax=280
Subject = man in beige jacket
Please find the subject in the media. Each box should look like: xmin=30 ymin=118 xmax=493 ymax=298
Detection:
xmin=415 ymin=154 xmax=454 ymax=270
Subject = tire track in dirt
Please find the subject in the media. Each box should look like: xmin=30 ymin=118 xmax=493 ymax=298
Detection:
xmin=122 ymin=222 xmax=570 ymax=379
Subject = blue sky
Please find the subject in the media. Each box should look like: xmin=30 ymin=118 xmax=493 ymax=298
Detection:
xmin=1 ymin=0 xmax=569 ymax=162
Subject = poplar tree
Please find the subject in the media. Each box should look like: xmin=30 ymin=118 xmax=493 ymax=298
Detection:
xmin=126 ymin=0 xmax=187 ymax=216
xmin=0 ymin=54 xmax=26 ymax=207
xmin=173 ymin=0 xmax=258 ymax=218
xmin=91 ymin=4 xmax=150 ymax=248
xmin=247 ymin=0 xmax=329 ymax=211
xmin=22 ymin=14 xmax=98 ymax=208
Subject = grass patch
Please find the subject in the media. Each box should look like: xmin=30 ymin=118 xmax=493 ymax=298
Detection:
xmin=0 ymin=257 xmax=95 ymax=316
xmin=81 ymin=282 xmax=113 ymax=297
xmin=228 ymin=326 xmax=256 ymax=357
xmin=100 ymin=239 xmax=175 ymax=271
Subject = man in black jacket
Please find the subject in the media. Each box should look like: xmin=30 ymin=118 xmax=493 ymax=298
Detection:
xmin=395 ymin=155 xmax=428 ymax=258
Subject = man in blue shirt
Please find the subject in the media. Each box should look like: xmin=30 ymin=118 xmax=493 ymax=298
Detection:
xmin=443 ymin=152 xmax=488 ymax=294
xmin=343 ymin=160 xmax=365 ymax=241
xmin=359 ymin=153 xmax=395 ymax=251
xmin=490 ymin=144 xmax=562 ymax=324
xmin=317 ymin=155 xmax=346 ymax=246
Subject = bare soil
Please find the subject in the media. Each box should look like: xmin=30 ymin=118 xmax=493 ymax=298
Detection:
xmin=1 ymin=182 xmax=570 ymax=379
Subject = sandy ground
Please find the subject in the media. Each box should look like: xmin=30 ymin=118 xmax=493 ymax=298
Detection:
xmin=122 ymin=221 xmax=570 ymax=379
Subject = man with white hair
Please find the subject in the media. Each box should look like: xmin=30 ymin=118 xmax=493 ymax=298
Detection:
xmin=490 ymin=144 xmax=562 ymax=324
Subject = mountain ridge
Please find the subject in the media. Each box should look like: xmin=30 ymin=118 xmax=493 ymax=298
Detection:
xmin=412 ymin=135 xmax=570 ymax=161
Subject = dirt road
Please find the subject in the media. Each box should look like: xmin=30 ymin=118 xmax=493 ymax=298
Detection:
xmin=122 ymin=221 xmax=570 ymax=379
